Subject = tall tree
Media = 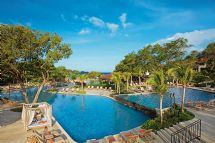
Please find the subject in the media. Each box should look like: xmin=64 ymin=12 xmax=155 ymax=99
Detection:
xmin=0 ymin=25 xmax=72 ymax=103
xmin=111 ymin=72 xmax=122 ymax=94
xmin=147 ymin=70 xmax=168 ymax=124
xmin=202 ymin=42 xmax=215 ymax=83
xmin=115 ymin=38 xmax=190 ymax=74
xmin=77 ymin=74 xmax=88 ymax=91
xmin=50 ymin=66 xmax=69 ymax=82
xmin=168 ymin=65 xmax=194 ymax=112
xmin=134 ymin=67 xmax=143 ymax=85
xmin=122 ymin=72 xmax=131 ymax=92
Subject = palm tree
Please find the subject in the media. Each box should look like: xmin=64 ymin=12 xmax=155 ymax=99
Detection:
xmin=111 ymin=72 xmax=122 ymax=94
xmin=77 ymin=74 xmax=88 ymax=91
xmin=167 ymin=68 xmax=177 ymax=85
xmin=135 ymin=68 xmax=143 ymax=85
xmin=122 ymin=72 xmax=131 ymax=92
xmin=168 ymin=66 xmax=194 ymax=112
xmin=147 ymin=70 xmax=168 ymax=124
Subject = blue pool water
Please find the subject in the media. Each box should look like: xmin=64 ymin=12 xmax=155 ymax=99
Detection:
xmin=1 ymin=87 xmax=215 ymax=142
xmin=0 ymin=89 xmax=151 ymax=142
xmin=51 ymin=95 xmax=150 ymax=142
xmin=118 ymin=87 xmax=215 ymax=109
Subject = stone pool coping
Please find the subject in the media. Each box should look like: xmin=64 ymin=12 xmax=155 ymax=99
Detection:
xmin=188 ymin=86 xmax=215 ymax=94
xmin=52 ymin=116 xmax=77 ymax=143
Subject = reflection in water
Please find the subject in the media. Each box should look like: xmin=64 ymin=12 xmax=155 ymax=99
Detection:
xmin=0 ymin=87 xmax=58 ymax=104
xmin=71 ymin=96 xmax=76 ymax=101
xmin=81 ymin=96 xmax=85 ymax=111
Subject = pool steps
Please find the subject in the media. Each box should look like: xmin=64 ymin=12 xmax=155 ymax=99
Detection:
xmin=156 ymin=119 xmax=208 ymax=143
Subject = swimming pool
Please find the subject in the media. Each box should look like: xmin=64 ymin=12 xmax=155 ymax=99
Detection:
xmin=0 ymin=89 xmax=151 ymax=142
xmin=118 ymin=87 xmax=215 ymax=109
xmin=51 ymin=95 xmax=151 ymax=142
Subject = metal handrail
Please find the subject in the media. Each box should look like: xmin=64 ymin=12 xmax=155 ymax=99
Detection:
xmin=171 ymin=119 xmax=201 ymax=143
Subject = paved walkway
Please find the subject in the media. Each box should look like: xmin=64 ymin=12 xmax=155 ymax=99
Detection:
xmin=188 ymin=108 xmax=215 ymax=143
xmin=0 ymin=120 xmax=27 ymax=143
xmin=0 ymin=108 xmax=75 ymax=143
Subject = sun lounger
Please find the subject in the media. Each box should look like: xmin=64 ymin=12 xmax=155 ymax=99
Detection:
xmin=27 ymin=135 xmax=41 ymax=143
xmin=119 ymin=131 xmax=139 ymax=143
xmin=185 ymin=101 xmax=194 ymax=108
xmin=202 ymin=101 xmax=215 ymax=109
xmin=193 ymin=101 xmax=206 ymax=110
xmin=105 ymin=135 xmax=116 ymax=143
xmin=133 ymin=128 xmax=154 ymax=142
xmin=53 ymin=136 xmax=64 ymax=143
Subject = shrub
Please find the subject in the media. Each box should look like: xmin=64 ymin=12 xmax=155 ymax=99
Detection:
xmin=142 ymin=119 xmax=160 ymax=131
xmin=141 ymin=104 xmax=195 ymax=131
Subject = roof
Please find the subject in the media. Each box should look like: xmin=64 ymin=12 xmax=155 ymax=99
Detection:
xmin=99 ymin=74 xmax=112 ymax=80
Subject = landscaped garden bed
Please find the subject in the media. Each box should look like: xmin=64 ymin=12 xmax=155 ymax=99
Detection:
xmin=142 ymin=104 xmax=195 ymax=131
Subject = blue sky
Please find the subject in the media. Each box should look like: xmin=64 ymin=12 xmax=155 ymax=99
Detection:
xmin=1 ymin=0 xmax=215 ymax=72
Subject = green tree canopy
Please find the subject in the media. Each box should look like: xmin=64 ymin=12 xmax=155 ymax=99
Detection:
xmin=87 ymin=71 xmax=102 ymax=79
xmin=0 ymin=25 xmax=72 ymax=103
xmin=115 ymin=38 xmax=190 ymax=75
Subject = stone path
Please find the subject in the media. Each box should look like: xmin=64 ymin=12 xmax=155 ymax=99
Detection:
xmin=156 ymin=108 xmax=215 ymax=143
xmin=188 ymin=108 xmax=215 ymax=143
xmin=0 ymin=120 xmax=27 ymax=143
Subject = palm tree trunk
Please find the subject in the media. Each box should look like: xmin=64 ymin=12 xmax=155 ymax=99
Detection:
xmin=181 ymin=85 xmax=186 ymax=112
xmin=160 ymin=95 xmax=163 ymax=125
xmin=130 ymin=75 xmax=133 ymax=85
xmin=126 ymin=79 xmax=129 ymax=92
xmin=138 ymin=76 xmax=141 ymax=85
xmin=116 ymin=82 xmax=119 ymax=93
xmin=81 ymin=82 xmax=84 ymax=91
xmin=118 ymin=82 xmax=120 ymax=94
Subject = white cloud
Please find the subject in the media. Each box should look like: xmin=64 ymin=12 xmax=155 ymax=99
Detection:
xmin=60 ymin=14 xmax=66 ymax=22
xmin=106 ymin=23 xmax=119 ymax=33
xmin=119 ymin=13 xmax=132 ymax=28
xmin=78 ymin=28 xmax=91 ymax=35
xmin=89 ymin=17 xmax=105 ymax=27
xmin=153 ymin=29 xmax=215 ymax=51
xmin=80 ymin=15 xmax=88 ymax=21
xmin=119 ymin=13 xmax=127 ymax=28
